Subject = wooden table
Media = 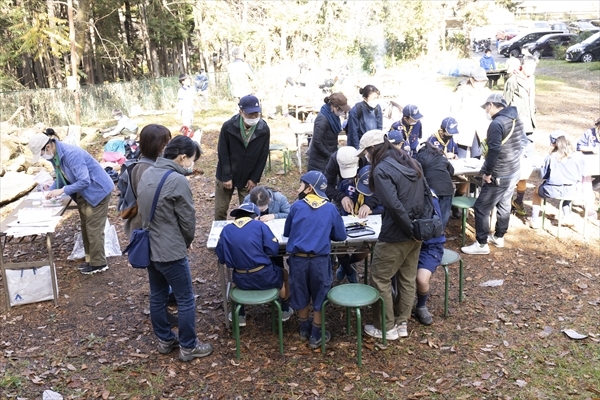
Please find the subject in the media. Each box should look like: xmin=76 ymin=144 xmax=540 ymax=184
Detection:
xmin=207 ymin=215 xmax=382 ymax=329
xmin=486 ymin=69 xmax=508 ymax=89
xmin=1 ymin=194 xmax=72 ymax=309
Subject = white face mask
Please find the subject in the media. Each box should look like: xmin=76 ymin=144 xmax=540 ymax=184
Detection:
xmin=243 ymin=117 xmax=260 ymax=126
xmin=367 ymin=101 xmax=378 ymax=109
xmin=182 ymin=158 xmax=194 ymax=175
xmin=41 ymin=151 xmax=54 ymax=160
xmin=365 ymin=152 xmax=372 ymax=164
xmin=486 ymin=112 xmax=492 ymax=121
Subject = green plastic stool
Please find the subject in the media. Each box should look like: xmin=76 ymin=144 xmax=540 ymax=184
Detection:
xmin=321 ymin=284 xmax=386 ymax=366
xmin=452 ymin=196 xmax=478 ymax=246
xmin=441 ymin=249 xmax=464 ymax=318
xmin=229 ymin=287 xmax=283 ymax=360
xmin=267 ymin=144 xmax=290 ymax=174
xmin=541 ymin=198 xmax=587 ymax=238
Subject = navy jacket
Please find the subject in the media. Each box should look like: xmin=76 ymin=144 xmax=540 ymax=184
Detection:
xmin=415 ymin=150 xmax=455 ymax=197
xmin=216 ymin=218 xmax=279 ymax=270
xmin=346 ymin=102 xmax=383 ymax=149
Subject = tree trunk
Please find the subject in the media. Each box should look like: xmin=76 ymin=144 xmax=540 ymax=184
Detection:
xmin=124 ymin=0 xmax=133 ymax=47
xmin=75 ymin=0 xmax=92 ymax=84
xmin=139 ymin=0 xmax=158 ymax=77
xmin=47 ymin=0 xmax=64 ymax=87
xmin=21 ymin=56 xmax=36 ymax=89
xmin=67 ymin=0 xmax=81 ymax=125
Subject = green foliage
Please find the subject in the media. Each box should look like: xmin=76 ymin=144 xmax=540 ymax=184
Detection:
xmin=495 ymin=0 xmax=523 ymax=13
xmin=577 ymin=31 xmax=595 ymax=42
xmin=448 ymin=32 xmax=471 ymax=58
xmin=551 ymin=44 xmax=567 ymax=60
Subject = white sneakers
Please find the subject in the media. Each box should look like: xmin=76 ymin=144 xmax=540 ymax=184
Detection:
xmin=487 ymin=235 xmax=504 ymax=248
xmin=364 ymin=323 xmax=409 ymax=341
xmin=461 ymin=241 xmax=490 ymax=255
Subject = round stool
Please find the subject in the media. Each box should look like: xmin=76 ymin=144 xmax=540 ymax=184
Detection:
xmin=441 ymin=249 xmax=464 ymax=318
xmin=321 ymin=284 xmax=386 ymax=366
xmin=452 ymin=196 xmax=478 ymax=246
xmin=267 ymin=144 xmax=290 ymax=174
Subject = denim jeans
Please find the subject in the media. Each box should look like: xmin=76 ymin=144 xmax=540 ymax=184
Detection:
xmin=147 ymin=257 xmax=197 ymax=348
xmin=473 ymin=172 xmax=520 ymax=244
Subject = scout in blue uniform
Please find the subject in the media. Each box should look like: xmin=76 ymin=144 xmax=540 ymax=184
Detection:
xmin=216 ymin=202 xmax=292 ymax=327
xmin=335 ymin=165 xmax=383 ymax=283
xmin=284 ymin=171 xmax=346 ymax=348
xmin=388 ymin=104 xmax=423 ymax=156
xmin=413 ymin=191 xmax=446 ymax=326
xmin=426 ymin=117 xmax=459 ymax=159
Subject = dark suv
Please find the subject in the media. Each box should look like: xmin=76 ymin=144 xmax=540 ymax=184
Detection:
xmin=522 ymin=33 xmax=577 ymax=58
xmin=498 ymin=30 xmax=556 ymax=57
xmin=566 ymin=32 xmax=600 ymax=62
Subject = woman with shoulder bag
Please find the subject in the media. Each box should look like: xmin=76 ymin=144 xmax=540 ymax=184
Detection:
xmin=136 ymin=135 xmax=212 ymax=362
xmin=357 ymin=130 xmax=428 ymax=341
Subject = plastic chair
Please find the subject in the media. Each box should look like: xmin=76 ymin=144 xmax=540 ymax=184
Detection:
xmin=452 ymin=196 xmax=478 ymax=246
xmin=321 ymin=284 xmax=386 ymax=366
xmin=441 ymin=249 xmax=464 ymax=318
xmin=267 ymin=144 xmax=290 ymax=174
xmin=541 ymin=198 xmax=587 ymax=238
xmin=229 ymin=287 xmax=283 ymax=360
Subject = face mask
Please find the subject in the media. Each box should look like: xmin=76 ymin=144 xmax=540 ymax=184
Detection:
xmin=364 ymin=153 xmax=372 ymax=164
xmin=486 ymin=112 xmax=492 ymax=121
xmin=41 ymin=151 xmax=54 ymax=160
xmin=183 ymin=158 xmax=194 ymax=175
xmin=367 ymin=101 xmax=378 ymax=109
xmin=334 ymin=109 xmax=346 ymax=117
xmin=297 ymin=191 xmax=307 ymax=200
xmin=243 ymin=117 xmax=260 ymax=126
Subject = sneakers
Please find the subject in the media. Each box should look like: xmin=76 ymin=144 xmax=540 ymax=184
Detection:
xmin=281 ymin=307 xmax=294 ymax=322
xmin=178 ymin=342 xmax=213 ymax=361
xmin=451 ymin=206 xmax=462 ymax=219
xmin=157 ymin=337 xmax=179 ymax=354
xmin=335 ymin=265 xmax=345 ymax=282
xmin=347 ymin=264 xmax=358 ymax=284
xmin=77 ymin=262 xmax=89 ymax=271
xmin=512 ymin=200 xmax=526 ymax=216
xmin=487 ymin=235 xmax=505 ymax=248
xmin=364 ymin=324 xmax=400 ymax=340
xmin=299 ymin=318 xmax=313 ymax=341
xmin=415 ymin=307 xmax=433 ymax=326
xmin=336 ymin=264 xmax=358 ymax=283
xmin=228 ymin=312 xmax=246 ymax=327
xmin=397 ymin=322 xmax=408 ymax=338
xmin=309 ymin=330 xmax=331 ymax=349
xmin=80 ymin=264 xmax=108 ymax=275
xmin=560 ymin=217 xmax=575 ymax=227
xmin=528 ymin=218 xmax=541 ymax=229
xmin=461 ymin=242 xmax=490 ymax=255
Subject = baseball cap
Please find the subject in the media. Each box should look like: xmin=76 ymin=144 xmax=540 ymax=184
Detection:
xmin=328 ymin=92 xmax=351 ymax=112
xmin=28 ymin=133 xmax=51 ymax=163
xmin=178 ymin=73 xmax=189 ymax=82
xmin=357 ymin=129 xmax=386 ymax=156
xmin=387 ymin=130 xmax=403 ymax=145
xmin=336 ymin=147 xmax=359 ymax=179
xmin=549 ymin=130 xmax=566 ymax=144
xmin=301 ymin=171 xmax=328 ymax=199
xmin=238 ymin=95 xmax=262 ymax=113
xmin=356 ymin=165 xmax=372 ymax=196
xmin=230 ymin=202 xmax=260 ymax=218
xmin=402 ymin=104 xmax=423 ymax=120
xmin=470 ymin=66 xmax=488 ymax=82
xmin=481 ymin=93 xmax=507 ymax=108
xmin=440 ymin=117 xmax=459 ymax=134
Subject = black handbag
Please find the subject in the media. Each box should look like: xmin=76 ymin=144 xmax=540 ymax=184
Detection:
xmin=411 ymin=184 xmax=443 ymax=242
xmin=123 ymin=170 xmax=174 ymax=268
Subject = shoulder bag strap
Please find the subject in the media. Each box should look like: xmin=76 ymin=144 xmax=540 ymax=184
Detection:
xmin=148 ymin=170 xmax=174 ymax=224
xmin=501 ymin=119 xmax=516 ymax=145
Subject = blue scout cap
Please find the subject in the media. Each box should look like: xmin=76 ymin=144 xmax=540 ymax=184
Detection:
xmin=230 ymin=202 xmax=260 ymax=218
xmin=356 ymin=165 xmax=372 ymax=196
xmin=549 ymin=130 xmax=566 ymax=144
xmin=441 ymin=117 xmax=459 ymax=134
xmin=238 ymin=95 xmax=261 ymax=113
xmin=301 ymin=171 xmax=328 ymax=199
xmin=402 ymin=104 xmax=423 ymax=120
xmin=387 ymin=130 xmax=403 ymax=144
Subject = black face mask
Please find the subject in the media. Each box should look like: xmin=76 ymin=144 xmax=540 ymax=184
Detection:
xmin=298 ymin=192 xmax=307 ymax=200
xmin=260 ymin=208 xmax=269 ymax=216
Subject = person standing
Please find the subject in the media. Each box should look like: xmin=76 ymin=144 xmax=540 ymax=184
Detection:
xmin=28 ymin=133 xmax=114 ymax=275
xmin=504 ymin=56 xmax=538 ymax=216
xmin=214 ymin=95 xmax=270 ymax=221
xmin=102 ymin=109 xmax=139 ymax=138
xmin=227 ymin=46 xmax=255 ymax=101
xmin=461 ymin=94 xmax=524 ymax=255
xmin=359 ymin=130 xmax=429 ymax=341
xmin=137 ymin=136 xmax=212 ymax=361
xmin=177 ymin=74 xmax=197 ymax=134
xmin=307 ymin=93 xmax=351 ymax=173
xmin=346 ymin=85 xmax=383 ymax=149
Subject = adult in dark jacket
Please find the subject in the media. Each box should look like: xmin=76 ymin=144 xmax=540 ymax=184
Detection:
xmin=358 ymin=130 xmax=428 ymax=341
xmin=346 ymin=85 xmax=383 ymax=149
xmin=307 ymin=92 xmax=351 ymax=172
xmin=323 ymin=147 xmax=373 ymax=213
xmin=462 ymin=94 xmax=524 ymax=255
xmin=415 ymin=142 xmax=455 ymax=229
xmin=215 ymin=95 xmax=270 ymax=221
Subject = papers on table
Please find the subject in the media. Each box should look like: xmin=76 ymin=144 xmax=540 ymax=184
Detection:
xmin=17 ymin=208 xmax=53 ymax=224
xmin=5 ymin=216 xmax=62 ymax=237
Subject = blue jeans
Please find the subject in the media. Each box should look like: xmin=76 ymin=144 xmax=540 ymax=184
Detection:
xmin=147 ymin=258 xmax=197 ymax=348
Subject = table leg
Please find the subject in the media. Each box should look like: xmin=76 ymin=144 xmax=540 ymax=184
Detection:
xmin=1 ymin=236 xmax=10 ymax=310
xmin=46 ymin=234 xmax=59 ymax=306
xmin=219 ymin=261 xmax=229 ymax=329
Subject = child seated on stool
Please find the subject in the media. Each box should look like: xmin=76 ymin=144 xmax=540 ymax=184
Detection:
xmin=284 ymin=171 xmax=346 ymax=348
xmin=216 ymin=202 xmax=292 ymax=327
xmin=529 ymin=131 xmax=585 ymax=229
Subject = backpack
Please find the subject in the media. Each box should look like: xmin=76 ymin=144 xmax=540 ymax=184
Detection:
xmin=117 ymin=158 xmax=153 ymax=220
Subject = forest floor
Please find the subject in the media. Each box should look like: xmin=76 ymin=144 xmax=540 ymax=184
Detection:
xmin=1 ymin=59 xmax=599 ymax=400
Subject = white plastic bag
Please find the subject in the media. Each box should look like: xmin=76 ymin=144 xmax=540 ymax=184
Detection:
xmin=67 ymin=220 xmax=121 ymax=260
xmin=6 ymin=266 xmax=58 ymax=306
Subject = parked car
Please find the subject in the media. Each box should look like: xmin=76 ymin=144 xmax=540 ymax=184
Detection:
xmin=566 ymin=32 xmax=600 ymax=62
xmin=522 ymin=33 xmax=577 ymax=58
xmin=504 ymin=27 xmax=520 ymax=41
xmin=569 ymin=21 xmax=600 ymax=34
xmin=498 ymin=30 xmax=556 ymax=57
xmin=550 ymin=22 xmax=569 ymax=33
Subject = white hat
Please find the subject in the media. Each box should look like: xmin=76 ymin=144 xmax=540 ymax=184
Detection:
xmin=336 ymin=146 xmax=359 ymax=179
xmin=28 ymin=133 xmax=51 ymax=163
xmin=357 ymin=129 xmax=386 ymax=156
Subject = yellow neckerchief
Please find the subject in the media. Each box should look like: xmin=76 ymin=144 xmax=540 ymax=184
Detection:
xmin=233 ymin=217 xmax=252 ymax=228
xmin=303 ymin=193 xmax=327 ymax=209
xmin=402 ymin=120 xmax=414 ymax=142
xmin=354 ymin=192 xmax=365 ymax=215
xmin=434 ymin=131 xmax=450 ymax=153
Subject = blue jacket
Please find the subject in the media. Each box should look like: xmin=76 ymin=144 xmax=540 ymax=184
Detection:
xmin=336 ymin=178 xmax=383 ymax=216
xmin=479 ymin=55 xmax=496 ymax=71
xmin=346 ymin=102 xmax=383 ymax=149
xmin=577 ymin=127 xmax=598 ymax=151
xmin=427 ymin=133 xmax=458 ymax=156
xmin=51 ymin=141 xmax=114 ymax=207
xmin=243 ymin=189 xmax=290 ymax=219
xmin=390 ymin=119 xmax=422 ymax=154
xmin=216 ymin=218 xmax=279 ymax=270
xmin=284 ymin=196 xmax=346 ymax=255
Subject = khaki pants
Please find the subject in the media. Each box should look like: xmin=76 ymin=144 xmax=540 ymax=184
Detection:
xmin=76 ymin=194 xmax=110 ymax=266
xmin=214 ymin=180 xmax=249 ymax=221
xmin=370 ymin=240 xmax=422 ymax=331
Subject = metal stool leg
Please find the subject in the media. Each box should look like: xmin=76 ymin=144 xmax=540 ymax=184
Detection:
xmin=542 ymin=198 xmax=547 ymax=229
xmin=356 ymin=308 xmax=362 ymax=366
xmin=273 ymin=300 xmax=283 ymax=355
xmin=459 ymin=259 xmax=464 ymax=302
xmin=443 ymin=265 xmax=450 ymax=317
xmin=233 ymin=303 xmax=242 ymax=360
xmin=346 ymin=307 xmax=351 ymax=335
xmin=321 ymin=300 xmax=329 ymax=354
xmin=557 ymin=199 xmax=564 ymax=238
xmin=461 ymin=208 xmax=467 ymax=246
xmin=379 ymin=297 xmax=386 ymax=346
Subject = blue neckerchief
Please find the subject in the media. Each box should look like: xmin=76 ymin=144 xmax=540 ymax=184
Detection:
xmin=320 ymin=104 xmax=342 ymax=134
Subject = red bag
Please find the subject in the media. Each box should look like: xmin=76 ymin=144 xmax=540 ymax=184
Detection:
xmin=180 ymin=126 xmax=194 ymax=138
